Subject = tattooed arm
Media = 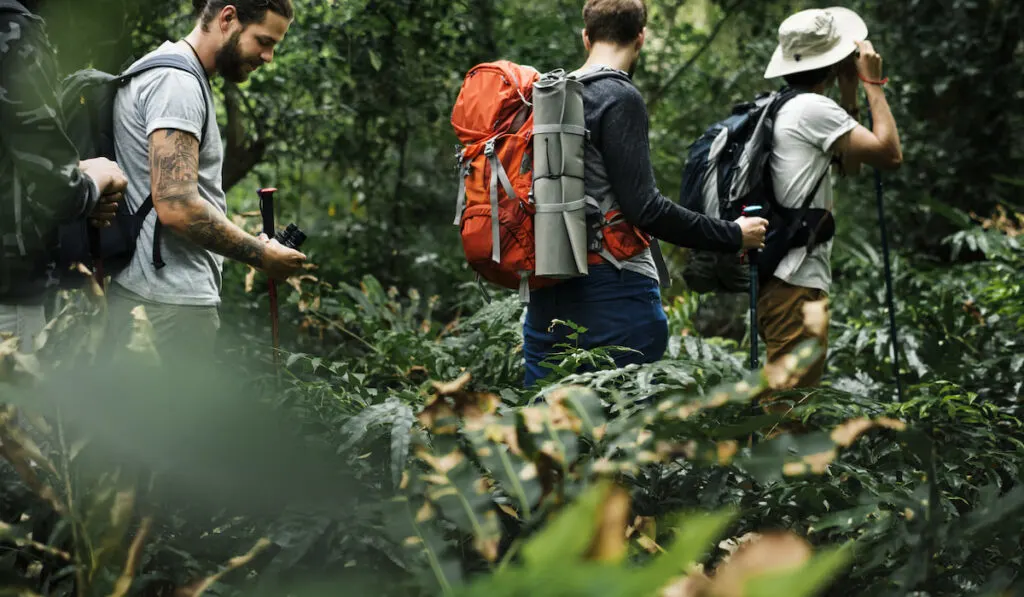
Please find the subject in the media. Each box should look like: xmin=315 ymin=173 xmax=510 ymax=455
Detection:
xmin=148 ymin=129 xmax=306 ymax=278
xmin=148 ymin=129 xmax=266 ymax=267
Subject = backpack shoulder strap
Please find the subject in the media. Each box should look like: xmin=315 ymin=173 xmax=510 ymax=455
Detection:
xmin=118 ymin=51 xmax=213 ymax=271
xmin=763 ymin=86 xmax=814 ymax=211
xmin=119 ymin=52 xmax=213 ymax=141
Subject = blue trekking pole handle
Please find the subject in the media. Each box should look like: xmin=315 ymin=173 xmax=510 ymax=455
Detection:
xmin=743 ymin=205 xmax=762 ymax=370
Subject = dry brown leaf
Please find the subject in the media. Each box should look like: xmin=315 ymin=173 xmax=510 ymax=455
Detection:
xmin=244 ymin=266 xmax=257 ymax=293
xmin=418 ymin=448 xmax=464 ymax=475
xmin=415 ymin=501 xmax=434 ymax=523
xmin=830 ymin=418 xmax=874 ymax=447
xmin=718 ymin=532 xmax=762 ymax=559
xmin=497 ymin=503 xmax=520 ymax=520
xmin=804 ymin=450 xmax=837 ymax=474
xmin=801 ymin=298 xmax=830 ymax=338
xmin=126 ymin=306 xmax=160 ymax=363
xmin=831 ymin=417 xmax=907 ymax=447
xmin=108 ymin=517 xmax=152 ymax=597
xmin=0 ymin=520 xmax=72 ymax=562
xmin=716 ymin=441 xmax=739 ymax=465
xmin=627 ymin=515 xmax=661 ymax=554
xmin=783 ymin=461 xmax=807 ymax=476
xmin=416 ymin=397 xmax=458 ymax=434
xmin=432 ymin=372 xmax=472 ymax=396
xmin=709 ymin=532 xmax=812 ymax=597
xmin=876 ymin=417 xmax=907 ymax=431
xmin=763 ymin=353 xmax=801 ymax=390
xmin=585 ymin=484 xmax=631 ymax=563
xmin=662 ymin=572 xmax=712 ymax=597
xmin=74 ymin=262 xmax=106 ymax=301
xmin=173 ymin=537 xmax=272 ymax=597
xmin=973 ymin=205 xmax=1024 ymax=237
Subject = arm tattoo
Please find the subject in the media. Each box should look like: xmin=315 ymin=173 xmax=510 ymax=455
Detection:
xmin=150 ymin=129 xmax=199 ymax=204
xmin=149 ymin=129 xmax=265 ymax=268
xmin=184 ymin=202 xmax=266 ymax=268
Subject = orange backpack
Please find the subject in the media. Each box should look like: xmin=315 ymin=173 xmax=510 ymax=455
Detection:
xmin=451 ymin=61 xmax=651 ymax=299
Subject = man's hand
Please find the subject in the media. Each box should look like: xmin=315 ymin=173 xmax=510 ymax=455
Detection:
xmin=88 ymin=193 xmax=122 ymax=228
xmin=260 ymin=235 xmax=307 ymax=280
xmin=80 ymin=158 xmax=127 ymax=196
xmin=854 ymin=40 xmax=884 ymax=82
xmin=736 ymin=216 xmax=768 ymax=250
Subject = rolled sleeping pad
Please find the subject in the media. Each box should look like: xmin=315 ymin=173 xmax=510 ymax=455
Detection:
xmin=532 ymin=69 xmax=589 ymax=278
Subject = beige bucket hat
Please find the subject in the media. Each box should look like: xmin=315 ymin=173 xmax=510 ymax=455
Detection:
xmin=764 ymin=7 xmax=868 ymax=79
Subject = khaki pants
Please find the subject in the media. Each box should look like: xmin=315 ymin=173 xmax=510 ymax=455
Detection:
xmin=757 ymin=277 xmax=829 ymax=388
xmin=105 ymin=283 xmax=220 ymax=366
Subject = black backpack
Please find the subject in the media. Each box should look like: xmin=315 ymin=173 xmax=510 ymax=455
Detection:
xmin=679 ymin=87 xmax=834 ymax=293
xmin=55 ymin=49 xmax=211 ymax=288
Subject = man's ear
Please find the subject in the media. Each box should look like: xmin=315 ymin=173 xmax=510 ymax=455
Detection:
xmin=636 ymin=27 xmax=647 ymax=51
xmin=219 ymin=4 xmax=238 ymax=34
xmin=581 ymin=28 xmax=591 ymax=52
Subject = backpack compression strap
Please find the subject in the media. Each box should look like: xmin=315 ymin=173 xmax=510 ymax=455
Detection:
xmin=118 ymin=52 xmax=213 ymax=270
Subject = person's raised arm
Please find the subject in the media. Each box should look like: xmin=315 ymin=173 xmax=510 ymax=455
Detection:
xmin=599 ymin=86 xmax=766 ymax=251
xmin=833 ymin=41 xmax=902 ymax=173
xmin=148 ymin=129 xmax=304 ymax=279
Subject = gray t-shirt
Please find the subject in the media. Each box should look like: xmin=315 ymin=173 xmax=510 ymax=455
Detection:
xmin=112 ymin=41 xmax=226 ymax=307
xmin=770 ymin=93 xmax=857 ymax=293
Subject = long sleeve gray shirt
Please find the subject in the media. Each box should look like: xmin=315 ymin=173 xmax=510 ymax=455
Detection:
xmin=582 ymin=69 xmax=742 ymax=255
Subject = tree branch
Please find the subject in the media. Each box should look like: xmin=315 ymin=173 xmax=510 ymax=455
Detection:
xmin=647 ymin=0 xmax=745 ymax=113
xmin=221 ymin=82 xmax=268 ymax=191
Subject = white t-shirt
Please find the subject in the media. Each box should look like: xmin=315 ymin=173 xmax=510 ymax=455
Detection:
xmin=769 ymin=93 xmax=857 ymax=293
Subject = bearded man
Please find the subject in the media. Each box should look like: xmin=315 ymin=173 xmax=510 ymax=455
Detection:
xmin=106 ymin=0 xmax=306 ymax=363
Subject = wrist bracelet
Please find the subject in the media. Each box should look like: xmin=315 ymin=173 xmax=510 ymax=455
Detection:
xmin=858 ymin=73 xmax=889 ymax=86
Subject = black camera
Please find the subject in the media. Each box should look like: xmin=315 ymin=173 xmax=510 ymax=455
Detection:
xmin=274 ymin=223 xmax=307 ymax=250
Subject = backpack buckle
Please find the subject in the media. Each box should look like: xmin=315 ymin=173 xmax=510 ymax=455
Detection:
xmin=484 ymin=139 xmax=496 ymax=157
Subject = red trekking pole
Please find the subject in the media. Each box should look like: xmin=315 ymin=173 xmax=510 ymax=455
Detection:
xmin=258 ymin=187 xmax=281 ymax=367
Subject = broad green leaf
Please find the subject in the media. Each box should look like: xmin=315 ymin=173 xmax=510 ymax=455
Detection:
xmin=520 ymin=481 xmax=610 ymax=569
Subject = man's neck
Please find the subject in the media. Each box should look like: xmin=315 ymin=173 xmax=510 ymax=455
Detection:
xmin=580 ymin=42 xmax=635 ymax=75
xmin=182 ymin=27 xmax=217 ymax=75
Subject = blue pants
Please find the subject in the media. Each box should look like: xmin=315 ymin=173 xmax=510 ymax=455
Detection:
xmin=522 ymin=264 xmax=668 ymax=387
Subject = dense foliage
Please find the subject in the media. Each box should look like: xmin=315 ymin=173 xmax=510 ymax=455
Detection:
xmin=2 ymin=0 xmax=1022 ymax=596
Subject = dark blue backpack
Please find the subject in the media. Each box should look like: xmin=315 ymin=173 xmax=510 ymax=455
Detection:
xmin=55 ymin=51 xmax=211 ymax=288
xmin=680 ymin=87 xmax=833 ymax=293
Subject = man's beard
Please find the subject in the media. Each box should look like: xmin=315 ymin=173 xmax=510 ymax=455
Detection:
xmin=214 ymin=31 xmax=261 ymax=83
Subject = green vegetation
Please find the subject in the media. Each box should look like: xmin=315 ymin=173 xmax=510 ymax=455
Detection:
xmin=2 ymin=1 xmax=1022 ymax=596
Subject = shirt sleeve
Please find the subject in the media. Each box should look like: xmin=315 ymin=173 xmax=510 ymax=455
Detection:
xmin=598 ymin=85 xmax=742 ymax=252
xmin=0 ymin=14 xmax=98 ymax=223
xmin=138 ymin=68 xmax=207 ymax=141
xmin=796 ymin=94 xmax=858 ymax=154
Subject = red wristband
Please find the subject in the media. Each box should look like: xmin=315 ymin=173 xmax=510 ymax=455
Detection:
xmin=858 ymin=73 xmax=889 ymax=86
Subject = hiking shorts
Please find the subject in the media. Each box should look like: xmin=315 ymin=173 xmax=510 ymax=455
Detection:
xmin=522 ymin=264 xmax=668 ymax=387
xmin=756 ymin=276 xmax=829 ymax=387
xmin=105 ymin=282 xmax=221 ymax=365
